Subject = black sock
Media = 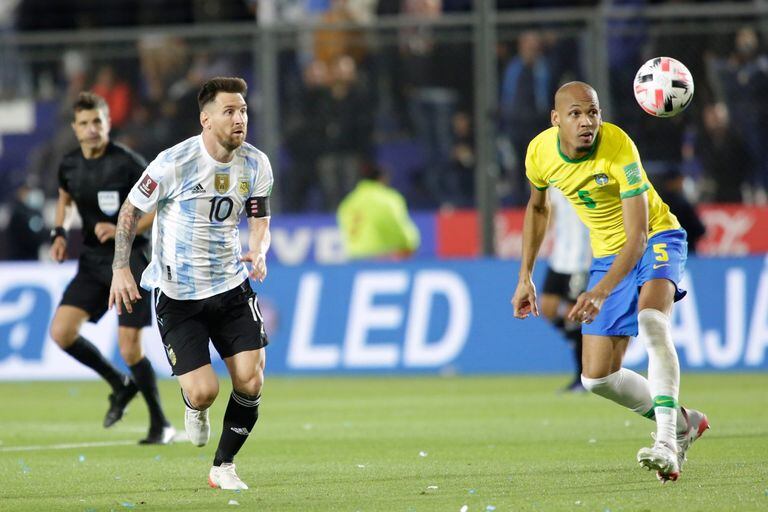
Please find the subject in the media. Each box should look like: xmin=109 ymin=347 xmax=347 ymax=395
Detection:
xmin=565 ymin=327 xmax=583 ymax=378
xmin=64 ymin=336 xmax=126 ymax=390
xmin=213 ymin=391 xmax=260 ymax=466
xmin=129 ymin=357 xmax=168 ymax=430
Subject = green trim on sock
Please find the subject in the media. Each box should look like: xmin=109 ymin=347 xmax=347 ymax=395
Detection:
xmin=653 ymin=395 xmax=678 ymax=409
xmin=643 ymin=407 xmax=656 ymax=419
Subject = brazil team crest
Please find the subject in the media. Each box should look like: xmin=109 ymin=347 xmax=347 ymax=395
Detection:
xmin=238 ymin=179 xmax=250 ymax=197
xmin=215 ymin=173 xmax=230 ymax=194
xmin=594 ymin=173 xmax=609 ymax=186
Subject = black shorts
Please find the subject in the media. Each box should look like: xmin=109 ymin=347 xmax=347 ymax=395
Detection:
xmin=542 ymin=268 xmax=589 ymax=303
xmin=60 ymin=248 xmax=151 ymax=328
xmin=155 ymin=280 xmax=269 ymax=376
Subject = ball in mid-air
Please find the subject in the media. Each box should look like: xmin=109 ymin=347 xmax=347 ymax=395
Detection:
xmin=633 ymin=56 xmax=694 ymax=117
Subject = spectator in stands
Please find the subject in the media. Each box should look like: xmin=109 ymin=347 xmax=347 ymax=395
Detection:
xmin=1 ymin=0 xmax=27 ymax=100
xmin=399 ymin=0 xmax=462 ymax=206
xmin=499 ymin=30 xmax=553 ymax=205
xmin=337 ymin=161 xmax=420 ymax=260
xmin=284 ymin=59 xmax=332 ymax=212
xmin=657 ymin=166 xmax=706 ymax=255
xmin=25 ymin=50 xmax=89 ymax=198
xmin=695 ymin=102 xmax=752 ymax=204
xmin=605 ymin=0 xmax=648 ymax=130
xmin=708 ymin=26 xmax=768 ymax=203
xmin=318 ymin=55 xmax=374 ymax=210
xmin=441 ymin=110 xmax=475 ymax=208
xmin=91 ymin=65 xmax=133 ymax=129
xmin=314 ymin=0 xmax=370 ymax=68
xmin=6 ymin=184 xmax=46 ymax=260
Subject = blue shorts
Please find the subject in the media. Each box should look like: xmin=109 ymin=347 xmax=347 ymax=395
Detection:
xmin=582 ymin=229 xmax=688 ymax=337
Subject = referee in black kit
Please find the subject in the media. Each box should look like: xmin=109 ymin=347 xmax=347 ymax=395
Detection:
xmin=48 ymin=92 xmax=174 ymax=444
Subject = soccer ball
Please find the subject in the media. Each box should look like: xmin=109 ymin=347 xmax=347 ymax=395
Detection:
xmin=633 ymin=57 xmax=694 ymax=117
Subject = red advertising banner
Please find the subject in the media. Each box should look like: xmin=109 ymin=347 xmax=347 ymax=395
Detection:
xmin=696 ymin=204 xmax=768 ymax=255
xmin=437 ymin=205 xmax=768 ymax=258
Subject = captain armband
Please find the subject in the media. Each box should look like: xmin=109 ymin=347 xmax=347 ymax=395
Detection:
xmin=245 ymin=196 xmax=270 ymax=218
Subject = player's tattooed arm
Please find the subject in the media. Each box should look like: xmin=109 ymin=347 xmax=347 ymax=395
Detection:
xmin=112 ymin=198 xmax=143 ymax=270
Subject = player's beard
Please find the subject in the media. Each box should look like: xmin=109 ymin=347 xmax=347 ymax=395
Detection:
xmin=221 ymin=132 xmax=245 ymax=152
xmin=222 ymin=139 xmax=241 ymax=151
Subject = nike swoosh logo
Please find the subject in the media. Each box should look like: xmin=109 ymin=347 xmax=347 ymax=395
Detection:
xmin=548 ymin=178 xmax=560 ymax=183
xmin=653 ymin=264 xmax=670 ymax=269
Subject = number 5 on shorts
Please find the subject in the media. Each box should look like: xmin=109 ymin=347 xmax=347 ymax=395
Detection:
xmin=653 ymin=243 xmax=668 ymax=262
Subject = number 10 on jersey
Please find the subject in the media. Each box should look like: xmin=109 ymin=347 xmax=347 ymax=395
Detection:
xmin=209 ymin=197 xmax=234 ymax=222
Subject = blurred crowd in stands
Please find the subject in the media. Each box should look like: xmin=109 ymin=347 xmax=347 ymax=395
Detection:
xmin=0 ymin=0 xmax=766 ymax=260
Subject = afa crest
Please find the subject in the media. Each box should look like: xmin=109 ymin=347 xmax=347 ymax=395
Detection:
xmin=164 ymin=343 xmax=177 ymax=367
xmin=594 ymin=173 xmax=609 ymax=186
xmin=215 ymin=173 xmax=230 ymax=194
xmin=238 ymin=179 xmax=250 ymax=197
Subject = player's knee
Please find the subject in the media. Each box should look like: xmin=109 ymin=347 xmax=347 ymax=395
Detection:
xmin=234 ymin=371 xmax=264 ymax=397
xmin=49 ymin=322 xmax=77 ymax=348
xmin=186 ymin=383 xmax=219 ymax=410
xmin=119 ymin=344 xmax=142 ymax=366
xmin=581 ymin=372 xmax=615 ymax=394
xmin=638 ymin=308 xmax=671 ymax=346
xmin=118 ymin=332 xmax=143 ymax=365
xmin=539 ymin=299 xmax=559 ymax=322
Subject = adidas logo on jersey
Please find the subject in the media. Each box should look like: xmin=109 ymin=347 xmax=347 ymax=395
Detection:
xmin=191 ymin=183 xmax=205 ymax=194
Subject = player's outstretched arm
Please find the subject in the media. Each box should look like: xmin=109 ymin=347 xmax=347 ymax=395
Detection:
xmin=512 ymin=185 xmax=550 ymax=319
xmin=242 ymin=216 xmax=271 ymax=282
xmin=568 ymin=192 xmax=648 ymax=323
xmin=109 ymin=198 xmax=143 ymax=314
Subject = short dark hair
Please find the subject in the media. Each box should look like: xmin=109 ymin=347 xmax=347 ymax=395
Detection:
xmin=360 ymin=160 xmax=383 ymax=181
xmin=197 ymin=77 xmax=248 ymax=111
xmin=73 ymin=92 xmax=108 ymax=117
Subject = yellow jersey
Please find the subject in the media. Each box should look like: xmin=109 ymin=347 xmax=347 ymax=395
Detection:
xmin=525 ymin=122 xmax=680 ymax=257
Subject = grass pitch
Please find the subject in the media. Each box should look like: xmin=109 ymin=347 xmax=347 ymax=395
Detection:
xmin=1 ymin=374 xmax=766 ymax=511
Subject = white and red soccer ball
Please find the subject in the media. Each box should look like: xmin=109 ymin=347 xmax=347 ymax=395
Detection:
xmin=633 ymin=56 xmax=694 ymax=117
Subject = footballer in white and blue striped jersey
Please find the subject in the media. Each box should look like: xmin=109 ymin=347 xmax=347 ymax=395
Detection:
xmin=128 ymin=134 xmax=273 ymax=300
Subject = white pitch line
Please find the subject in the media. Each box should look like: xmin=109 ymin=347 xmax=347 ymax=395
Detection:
xmin=0 ymin=440 xmax=137 ymax=453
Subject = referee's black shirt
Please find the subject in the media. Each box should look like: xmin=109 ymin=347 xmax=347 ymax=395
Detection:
xmin=58 ymin=142 xmax=150 ymax=256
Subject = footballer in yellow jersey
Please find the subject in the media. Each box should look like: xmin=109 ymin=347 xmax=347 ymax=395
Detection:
xmin=525 ymin=122 xmax=680 ymax=257
xmin=512 ymin=82 xmax=708 ymax=483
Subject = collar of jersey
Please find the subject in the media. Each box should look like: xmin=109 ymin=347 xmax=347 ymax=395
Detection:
xmin=556 ymin=131 xmax=599 ymax=163
xmin=198 ymin=135 xmax=235 ymax=168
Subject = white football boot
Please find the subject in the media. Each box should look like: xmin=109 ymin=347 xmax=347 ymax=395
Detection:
xmin=637 ymin=438 xmax=680 ymax=482
xmin=208 ymin=463 xmax=249 ymax=490
xmin=664 ymin=407 xmax=710 ymax=480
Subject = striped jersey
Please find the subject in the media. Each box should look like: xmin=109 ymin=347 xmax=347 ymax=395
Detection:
xmin=128 ymin=135 xmax=273 ymax=300
xmin=548 ymin=188 xmax=592 ymax=274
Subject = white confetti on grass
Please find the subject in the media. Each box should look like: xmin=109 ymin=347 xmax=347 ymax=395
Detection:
xmin=460 ymin=506 xmax=468 ymax=512
xmin=228 ymin=499 xmax=239 ymax=506
xmin=419 ymin=451 xmax=428 ymax=457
